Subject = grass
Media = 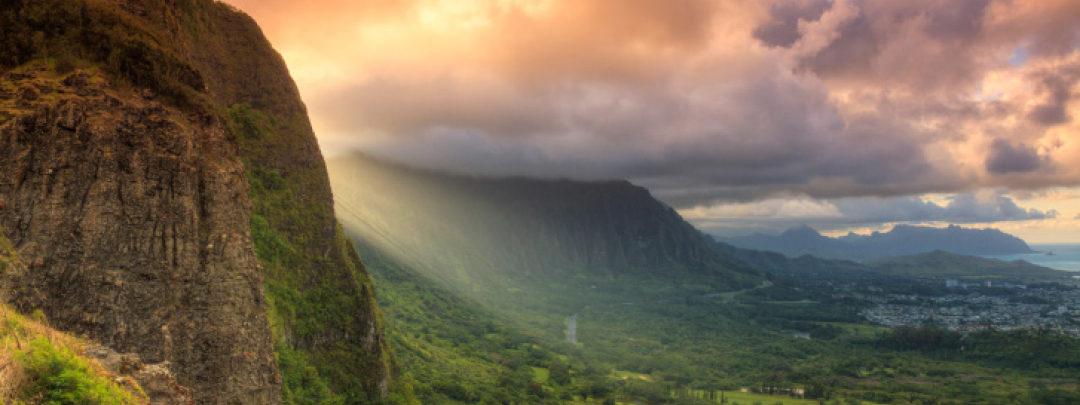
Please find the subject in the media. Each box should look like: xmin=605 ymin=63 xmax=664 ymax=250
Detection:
xmin=714 ymin=390 xmax=866 ymax=405
xmin=0 ymin=201 xmax=143 ymax=405
xmin=613 ymin=369 xmax=652 ymax=382
xmin=531 ymin=366 xmax=550 ymax=383
xmin=0 ymin=304 xmax=145 ymax=404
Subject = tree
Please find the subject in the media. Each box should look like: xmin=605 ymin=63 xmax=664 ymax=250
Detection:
xmin=549 ymin=361 xmax=571 ymax=385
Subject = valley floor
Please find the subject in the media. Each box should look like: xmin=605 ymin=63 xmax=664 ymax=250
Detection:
xmin=358 ymin=240 xmax=1080 ymax=405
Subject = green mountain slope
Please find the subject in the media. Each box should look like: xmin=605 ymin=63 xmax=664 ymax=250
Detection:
xmin=711 ymin=237 xmax=1068 ymax=283
xmin=354 ymin=241 xmax=582 ymax=404
xmin=867 ymin=250 xmax=1069 ymax=280
xmin=328 ymin=153 xmax=760 ymax=299
xmin=330 ymin=154 xmax=1080 ymax=404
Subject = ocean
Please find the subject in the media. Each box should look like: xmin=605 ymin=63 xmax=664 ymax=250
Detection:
xmin=982 ymin=244 xmax=1080 ymax=272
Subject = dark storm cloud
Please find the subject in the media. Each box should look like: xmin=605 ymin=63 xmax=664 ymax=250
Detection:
xmin=791 ymin=1 xmax=995 ymax=89
xmin=985 ymin=139 xmax=1051 ymax=174
xmin=330 ymin=60 xmax=947 ymax=206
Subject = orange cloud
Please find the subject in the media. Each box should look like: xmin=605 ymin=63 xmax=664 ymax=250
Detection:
xmin=221 ymin=0 xmax=1080 ymax=214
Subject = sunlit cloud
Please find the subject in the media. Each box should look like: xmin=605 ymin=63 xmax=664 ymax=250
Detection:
xmin=223 ymin=0 xmax=1080 ymax=240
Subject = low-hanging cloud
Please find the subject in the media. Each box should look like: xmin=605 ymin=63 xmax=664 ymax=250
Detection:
xmin=685 ymin=191 xmax=1057 ymax=236
xmin=834 ymin=192 xmax=1057 ymax=224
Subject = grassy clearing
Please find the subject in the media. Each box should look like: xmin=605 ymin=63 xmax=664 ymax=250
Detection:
xmin=532 ymin=366 xmax=550 ymax=383
xmin=712 ymin=390 xmax=869 ymax=405
xmin=613 ymin=369 xmax=652 ymax=382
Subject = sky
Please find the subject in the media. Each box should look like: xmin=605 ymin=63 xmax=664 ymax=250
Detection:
xmin=221 ymin=0 xmax=1080 ymax=243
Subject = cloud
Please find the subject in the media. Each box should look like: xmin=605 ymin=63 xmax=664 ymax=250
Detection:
xmin=1026 ymin=61 xmax=1080 ymax=125
xmin=753 ymin=0 xmax=831 ymax=48
xmin=985 ymin=139 xmax=1052 ymax=174
xmin=224 ymin=0 xmax=1080 ymax=210
xmin=834 ymin=192 xmax=1057 ymax=224
xmin=685 ymin=191 xmax=1057 ymax=236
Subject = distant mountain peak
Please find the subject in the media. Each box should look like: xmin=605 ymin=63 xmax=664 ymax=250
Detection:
xmin=721 ymin=224 xmax=1033 ymax=261
xmin=781 ymin=224 xmax=822 ymax=237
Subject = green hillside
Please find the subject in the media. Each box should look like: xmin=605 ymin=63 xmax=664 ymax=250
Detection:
xmin=328 ymin=153 xmax=760 ymax=298
xmin=332 ymin=154 xmax=1080 ymax=404
xmin=355 ymin=242 xmax=594 ymax=404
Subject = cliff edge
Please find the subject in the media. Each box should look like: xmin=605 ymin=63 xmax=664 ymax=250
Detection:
xmin=0 ymin=0 xmax=390 ymax=402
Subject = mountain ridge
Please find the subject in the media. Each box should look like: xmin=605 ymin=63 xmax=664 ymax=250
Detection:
xmin=709 ymin=237 xmax=1068 ymax=282
xmin=721 ymin=224 xmax=1034 ymax=261
xmin=328 ymin=153 xmax=761 ymax=295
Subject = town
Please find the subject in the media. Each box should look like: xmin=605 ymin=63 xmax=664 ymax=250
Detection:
xmin=860 ymin=283 xmax=1080 ymax=336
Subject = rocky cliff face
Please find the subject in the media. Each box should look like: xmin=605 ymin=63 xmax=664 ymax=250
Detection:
xmin=0 ymin=64 xmax=279 ymax=403
xmin=0 ymin=0 xmax=392 ymax=401
xmin=160 ymin=1 xmax=392 ymax=398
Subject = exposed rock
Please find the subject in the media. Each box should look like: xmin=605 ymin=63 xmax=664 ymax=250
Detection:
xmin=15 ymin=83 xmax=38 ymax=106
xmin=163 ymin=0 xmax=393 ymax=396
xmin=85 ymin=344 xmax=194 ymax=404
xmin=0 ymin=66 xmax=281 ymax=403
xmin=1 ymin=0 xmax=393 ymax=400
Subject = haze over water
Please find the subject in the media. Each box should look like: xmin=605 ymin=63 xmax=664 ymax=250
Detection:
xmin=985 ymin=244 xmax=1080 ymax=272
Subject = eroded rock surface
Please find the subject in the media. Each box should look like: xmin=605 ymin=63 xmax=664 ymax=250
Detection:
xmin=0 ymin=65 xmax=280 ymax=403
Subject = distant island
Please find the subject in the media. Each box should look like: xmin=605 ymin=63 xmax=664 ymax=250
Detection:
xmin=718 ymin=224 xmax=1035 ymax=261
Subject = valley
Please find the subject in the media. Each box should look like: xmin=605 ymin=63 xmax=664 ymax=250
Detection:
xmin=331 ymin=153 xmax=1080 ymax=405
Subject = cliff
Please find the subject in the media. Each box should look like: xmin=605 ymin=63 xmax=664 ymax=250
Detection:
xmin=0 ymin=0 xmax=390 ymax=402
xmin=1 ymin=227 xmax=191 ymax=404
xmin=328 ymin=153 xmax=760 ymax=293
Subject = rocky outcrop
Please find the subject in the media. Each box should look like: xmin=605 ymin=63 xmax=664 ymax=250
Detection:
xmin=157 ymin=1 xmax=393 ymax=397
xmin=84 ymin=344 xmax=194 ymax=404
xmin=0 ymin=64 xmax=280 ymax=402
xmin=0 ymin=0 xmax=393 ymax=400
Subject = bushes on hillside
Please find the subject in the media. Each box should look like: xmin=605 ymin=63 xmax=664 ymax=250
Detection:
xmin=0 ymin=0 xmax=209 ymax=109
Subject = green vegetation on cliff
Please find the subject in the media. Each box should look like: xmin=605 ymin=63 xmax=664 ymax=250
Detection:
xmin=234 ymin=100 xmax=396 ymax=403
xmin=0 ymin=0 xmax=211 ymax=111
xmin=1 ymin=0 xmax=395 ymax=402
